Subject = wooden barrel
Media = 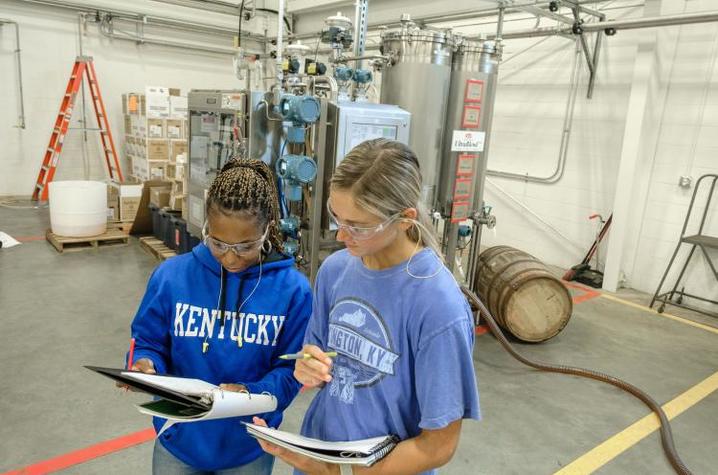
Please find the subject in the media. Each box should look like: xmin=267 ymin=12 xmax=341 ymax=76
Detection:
xmin=474 ymin=246 xmax=572 ymax=342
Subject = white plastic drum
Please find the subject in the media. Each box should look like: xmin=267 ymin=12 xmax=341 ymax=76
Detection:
xmin=49 ymin=181 xmax=107 ymax=237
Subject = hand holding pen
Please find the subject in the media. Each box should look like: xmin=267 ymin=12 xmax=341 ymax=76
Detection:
xmin=291 ymin=345 xmax=335 ymax=388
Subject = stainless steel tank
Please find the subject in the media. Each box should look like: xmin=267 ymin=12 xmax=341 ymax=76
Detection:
xmin=436 ymin=38 xmax=500 ymax=276
xmin=379 ymin=22 xmax=454 ymax=207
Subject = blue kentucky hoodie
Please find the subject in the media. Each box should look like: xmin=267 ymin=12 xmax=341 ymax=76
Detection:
xmin=130 ymin=243 xmax=312 ymax=471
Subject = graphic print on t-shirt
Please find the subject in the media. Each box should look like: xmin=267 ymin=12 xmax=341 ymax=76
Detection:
xmin=327 ymin=298 xmax=399 ymax=403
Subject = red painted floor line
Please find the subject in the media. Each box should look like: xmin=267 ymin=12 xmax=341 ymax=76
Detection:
xmin=563 ymin=281 xmax=601 ymax=305
xmin=475 ymin=325 xmax=489 ymax=336
xmin=14 ymin=235 xmax=45 ymax=242
xmin=1 ymin=428 xmax=155 ymax=475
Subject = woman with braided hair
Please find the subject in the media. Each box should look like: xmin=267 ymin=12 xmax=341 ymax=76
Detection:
xmin=127 ymin=158 xmax=312 ymax=474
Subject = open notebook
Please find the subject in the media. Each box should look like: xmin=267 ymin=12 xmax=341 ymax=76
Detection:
xmin=86 ymin=366 xmax=277 ymax=435
xmin=244 ymin=423 xmax=399 ymax=467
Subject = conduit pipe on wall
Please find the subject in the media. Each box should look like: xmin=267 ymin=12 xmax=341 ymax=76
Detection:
xmin=486 ymin=38 xmax=582 ymax=184
xmin=488 ymin=10 xmax=718 ymax=40
xmin=0 ymin=19 xmax=26 ymax=129
xmin=19 ymin=0 xmax=266 ymax=42
xmin=289 ymin=0 xmax=615 ymax=40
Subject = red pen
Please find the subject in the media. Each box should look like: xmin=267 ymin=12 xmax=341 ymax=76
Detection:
xmin=127 ymin=337 xmax=136 ymax=371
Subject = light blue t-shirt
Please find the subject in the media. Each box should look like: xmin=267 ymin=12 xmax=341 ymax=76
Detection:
xmin=298 ymin=248 xmax=481 ymax=475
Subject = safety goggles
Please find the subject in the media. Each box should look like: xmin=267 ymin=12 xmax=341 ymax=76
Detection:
xmin=202 ymin=224 xmax=268 ymax=257
xmin=326 ymin=202 xmax=401 ymax=241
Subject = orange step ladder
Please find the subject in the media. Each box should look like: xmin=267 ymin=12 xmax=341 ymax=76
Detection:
xmin=32 ymin=56 xmax=123 ymax=201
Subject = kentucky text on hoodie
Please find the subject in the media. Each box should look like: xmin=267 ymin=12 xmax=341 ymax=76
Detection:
xmin=173 ymin=304 xmax=285 ymax=346
xmin=131 ymin=243 xmax=312 ymax=471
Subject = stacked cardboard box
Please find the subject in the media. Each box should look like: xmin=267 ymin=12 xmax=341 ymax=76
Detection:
xmin=167 ymin=151 xmax=188 ymax=214
xmin=107 ymin=181 xmax=144 ymax=223
xmin=122 ymin=87 xmax=188 ymax=185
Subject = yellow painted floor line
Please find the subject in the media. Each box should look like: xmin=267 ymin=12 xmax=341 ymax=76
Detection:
xmin=554 ymin=371 xmax=718 ymax=475
xmin=599 ymin=293 xmax=718 ymax=336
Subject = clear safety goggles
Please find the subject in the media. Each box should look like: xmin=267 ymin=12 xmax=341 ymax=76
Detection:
xmin=202 ymin=224 xmax=268 ymax=257
xmin=326 ymin=202 xmax=400 ymax=241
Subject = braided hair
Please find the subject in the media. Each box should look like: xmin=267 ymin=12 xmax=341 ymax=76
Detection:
xmin=206 ymin=158 xmax=283 ymax=252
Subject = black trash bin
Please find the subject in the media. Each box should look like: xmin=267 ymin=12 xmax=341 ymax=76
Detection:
xmin=171 ymin=215 xmax=201 ymax=254
xmin=159 ymin=209 xmax=181 ymax=250
xmin=149 ymin=204 xmax=162 ymax=241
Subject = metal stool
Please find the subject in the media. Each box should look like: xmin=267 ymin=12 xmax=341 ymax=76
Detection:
xmin=650 ymin=174 xmax=718 ymax=317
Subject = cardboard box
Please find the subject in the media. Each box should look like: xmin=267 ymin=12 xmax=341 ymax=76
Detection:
xmin=166 ymin=162 xmax=185 ymax=181
xmin=107 ymin=204 xmax=119 ymax=221
xmin=146 ymin=86 xmax=170 ymax=118
xmin=130 ymin=115 xmax=146 ymax=136
xmin=128 ymin=180 xmax=172 ymax=235
xmin=172 ymin=179 xmax=185 ymax=196
xmin=150 ymin=162 xmax=168 ymax=180
xmin=166 ymin=119 xmax=183 ymax=139
xmin=169 ymin=192 xmax=186 ymax=212
xmin=170 ymin=140 xmax=187 ymax=162
xmin=147 ymin=140 xmax=169 ymax=161
xmin=108 ymin=181 xmax=143 ymax=221
xmin=132 ymin=158 xmax=166 ymax=181
xmin=136 ymin=137 xmax=146 ymax=158
xmin=150 ymin=186 xmax=171 ymax=208
xmin=169 ymin=96 xmax=188 ymax=119
xmin=122 ymin=93 xmax=143 ymax=115
xmin=131 ymin=156 xmax=145 ymax=180
xmin=148 ymin=118 xmax=165 ymax=138
xmin=123 ymin=115 xmax=132 ymax=134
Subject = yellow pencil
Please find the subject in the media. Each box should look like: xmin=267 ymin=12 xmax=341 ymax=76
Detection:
xmin=279 ymin=351 xmax=338 ymax=360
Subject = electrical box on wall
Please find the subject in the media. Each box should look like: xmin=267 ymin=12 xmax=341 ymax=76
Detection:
xmin=330 ymin=102 xmax=411 ymax=167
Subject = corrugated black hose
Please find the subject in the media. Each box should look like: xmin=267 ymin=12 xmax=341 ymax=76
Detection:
xmin=460 ymin=285 xmax=692 ymax=475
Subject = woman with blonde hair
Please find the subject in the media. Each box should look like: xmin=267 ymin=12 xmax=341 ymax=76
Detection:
xmin=255 ymin=139 xmax=480 ymax=475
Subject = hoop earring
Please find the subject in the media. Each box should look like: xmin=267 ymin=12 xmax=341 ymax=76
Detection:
xmin=262 ymin=240 xmax=272 ymax=254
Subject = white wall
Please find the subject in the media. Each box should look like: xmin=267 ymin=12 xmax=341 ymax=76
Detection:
xmin=0 ymin=0 xmax=276 ymax=196
xmin=627 ymin=0 xmax=718 ymax=308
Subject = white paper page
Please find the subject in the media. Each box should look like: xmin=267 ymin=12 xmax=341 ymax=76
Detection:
xmin=245 ymin=429 xmax=376 ymax=466
xmin=122 ymin=372 xmax=218 ymax=396
xmin=137 ymin=403 xmax=208 ymax=420
xmin=0 ymin=232 xmax=21 ymax=248
xmin=244 ymin=423 xmax=388 ymax=453
xmin=197 ymin=390 xmax=277 ymax=420
xmin=143 ymin=390 xmax=277 ymax=436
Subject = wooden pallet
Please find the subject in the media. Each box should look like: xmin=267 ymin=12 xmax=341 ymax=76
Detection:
xmin=107 ymin=221 xmax=134 ymax=235
xmin=139 ymin=236 xmax=176 ymax=261
xmin=46 ymin=228 xmax=130 ymax=253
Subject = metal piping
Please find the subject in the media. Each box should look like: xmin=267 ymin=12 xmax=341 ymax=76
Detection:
xmin=275 ymin=0 xmax=285 ymax=103
xmin=149 ymin=0 xmax=245 ymax=16
xmin=0 ymin=19 xmax=26 ymax=129
xmin=587 ymin=16 xmax=605 ymax=98
xmin=18 ymin=0 xmax=266 ymax=42
xmin=97 ymin=18 xmax=247 ymax=56
xmin=311 ymin=75 xmax=338 ymax=101
xmin=353 ymin=0 xmax=369 ymax=69
xmin=290 ymin=1 xmax=617 ymax=40
xmin=334 ymin=53 xmax=388 ymax=62
xmin=486 ymin=38 xmax=581 ymax=184
xmin=490 ymin=10 xmax=718 ymax=39
xmin=519 ymin=5 xmax=575 ymax=26
xmin=572 ymin=7 xmax=595 ymax=78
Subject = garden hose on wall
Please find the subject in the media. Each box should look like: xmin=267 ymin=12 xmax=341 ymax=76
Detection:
xmin=460 ymin=286 xmax=692 ymax=475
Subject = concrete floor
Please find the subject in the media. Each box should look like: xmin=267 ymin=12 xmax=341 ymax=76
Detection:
xmin=1 ymin=204 xmax=717 ymax=475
